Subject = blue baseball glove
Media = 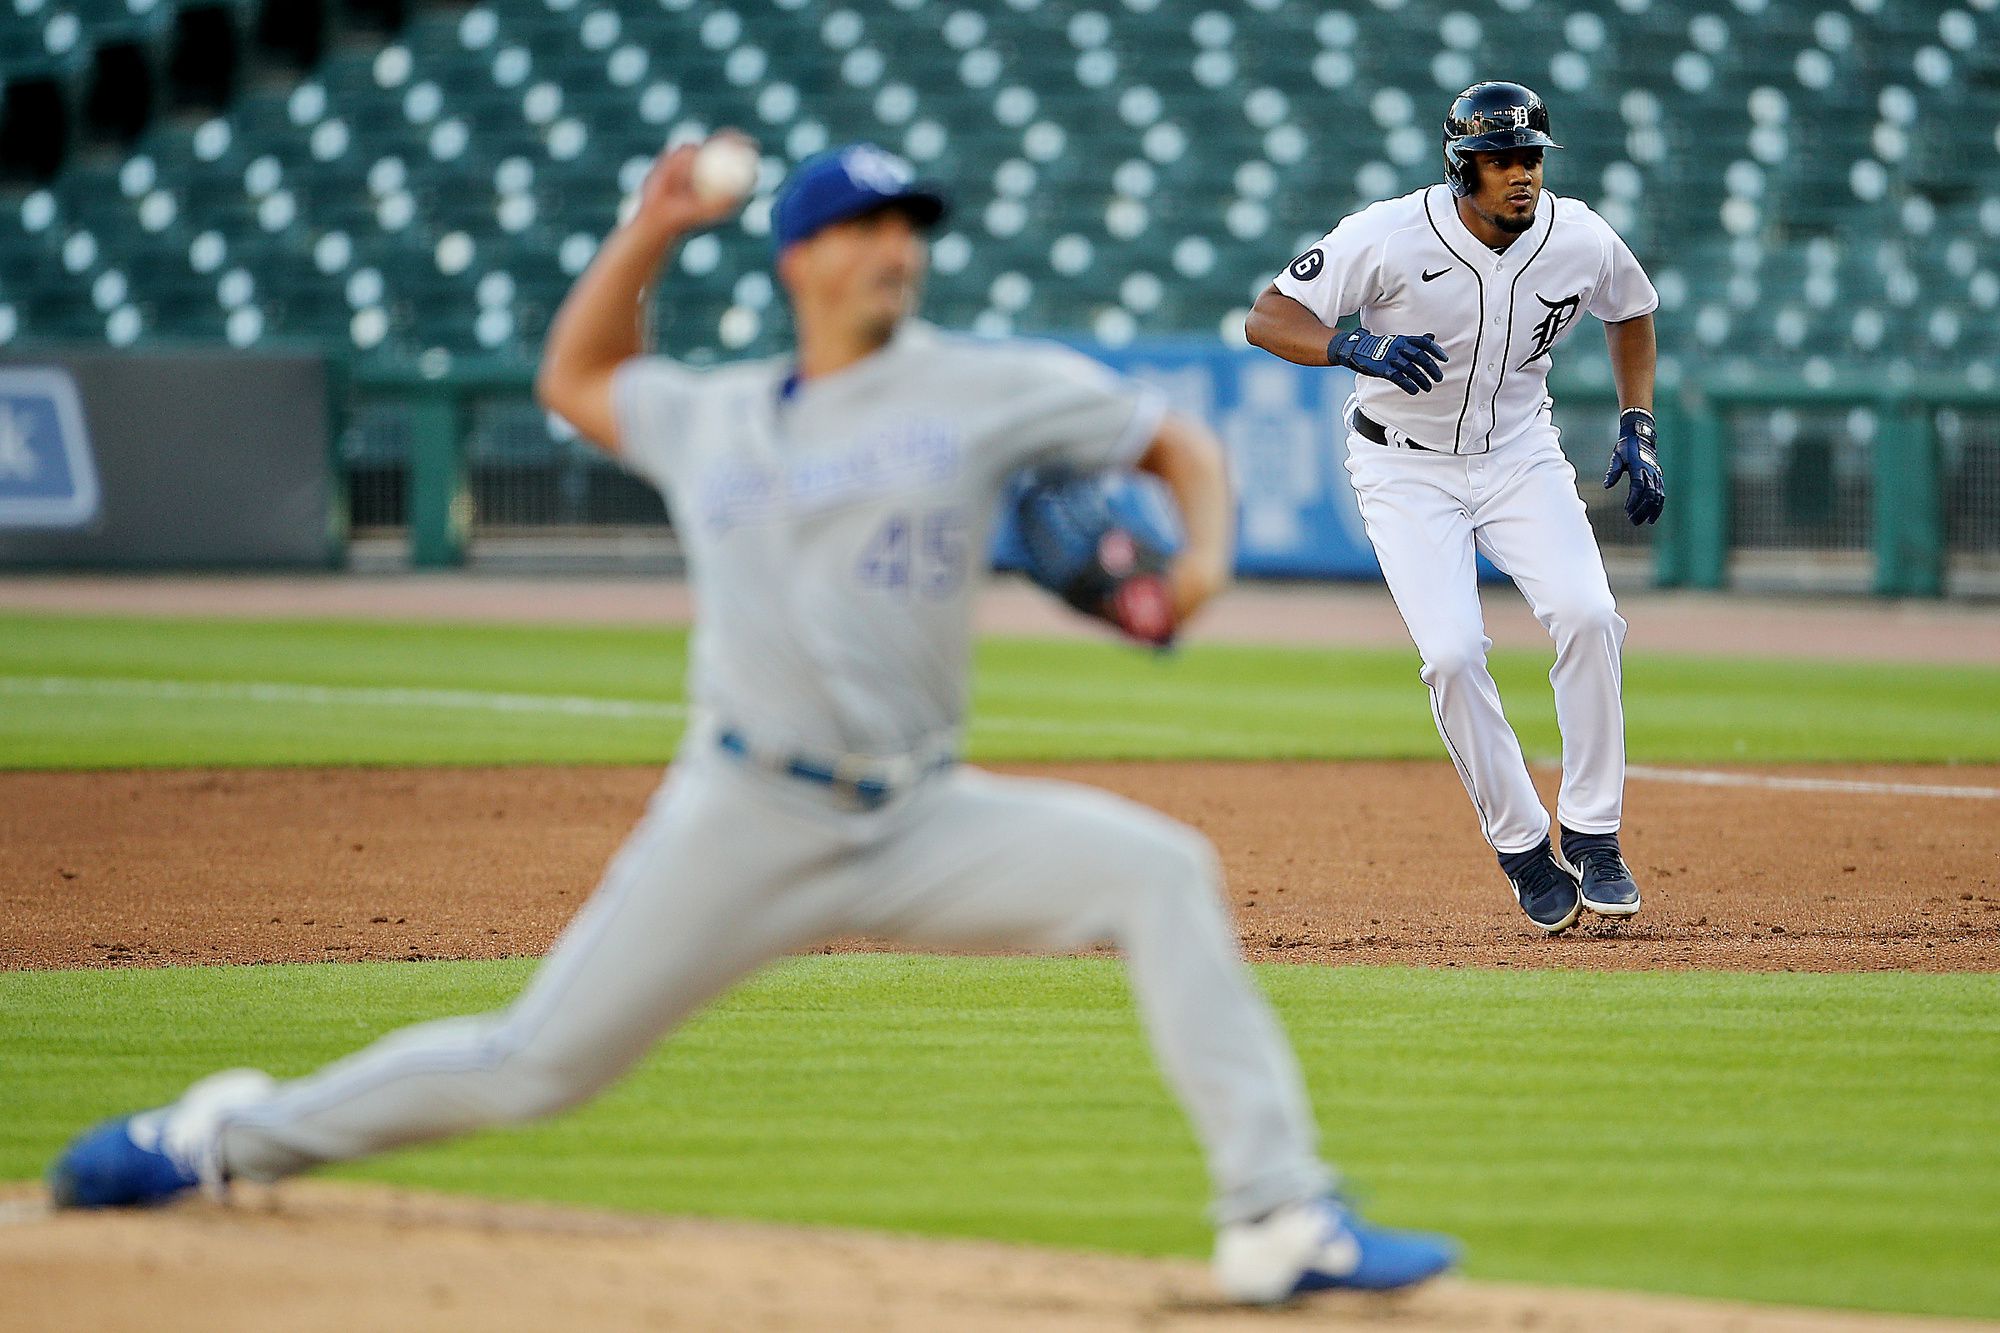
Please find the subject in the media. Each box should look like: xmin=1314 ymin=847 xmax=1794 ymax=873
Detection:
xmin=1604 ymin=408 xmax=1666 ymax=525
xmin=1015 ymin=472 xmax=1179 ymax=647
xmin=1328 ymin=327 xmax=1449 ymax=395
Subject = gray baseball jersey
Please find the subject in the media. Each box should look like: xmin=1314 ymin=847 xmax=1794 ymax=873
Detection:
xmin=209 ymin=319 xmax=1334 ymax=1232
xmin=611 ymin=320 xmax=1165 ymax=757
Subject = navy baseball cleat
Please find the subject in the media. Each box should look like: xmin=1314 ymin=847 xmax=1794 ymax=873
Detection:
xmin=1498 ymin=839 xmax=1582 ymax=934
xmin=1561 ymin=828 xmax=1642 ymax=917
xmin=1214 ymin=1195 xmax=1458 ymax=1304
xmin=48 ymin=1070 xmax=275 ymax=1209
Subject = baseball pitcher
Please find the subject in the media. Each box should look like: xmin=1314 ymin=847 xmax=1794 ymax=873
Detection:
xmin=1246 ymin=82 xmax=1663 ymax=935
xmin=49 ymin=138 xmax=1455 ymax=1304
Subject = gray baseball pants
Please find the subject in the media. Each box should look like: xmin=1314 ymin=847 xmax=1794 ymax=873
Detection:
xmin=219 ymin=749 xmax=1332 ymax=1225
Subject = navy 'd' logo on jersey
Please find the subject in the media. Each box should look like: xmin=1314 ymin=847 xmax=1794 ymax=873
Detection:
xmin=1288 ymin=249 xmax=1324 ymax=282
xmin=1518 ymin=292 xmax=1582 ymax=368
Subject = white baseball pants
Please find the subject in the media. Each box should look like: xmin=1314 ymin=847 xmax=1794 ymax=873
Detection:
xmin=1344 ymin=418 xmax=1627 ymax=855
xmin=217 ymin=748 xmax=1333 ymax=1226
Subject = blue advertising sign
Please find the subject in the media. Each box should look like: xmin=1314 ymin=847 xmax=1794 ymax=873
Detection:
xmin=993 ymin=340 xmax=1383 ymax=580
xmin=0 ymin=367 xmax=100 ymax=529
xmin=1096 ymin=341 xmax=1378 ymax=578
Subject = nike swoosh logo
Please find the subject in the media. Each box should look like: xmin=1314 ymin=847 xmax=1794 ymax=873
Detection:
xmin=1422 ymin=267 xmax=1452 ymax=282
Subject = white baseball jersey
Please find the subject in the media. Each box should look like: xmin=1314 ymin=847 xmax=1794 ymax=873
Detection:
xmin=1276 ymin=185 xmax=1657 ymax=455
xmin=610 ymin=321 xmax=1165 ymax=759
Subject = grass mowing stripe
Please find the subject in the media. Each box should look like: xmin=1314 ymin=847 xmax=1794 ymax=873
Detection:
xmin=3 ymin=957 xmax=1996 ymax=1319
xmin=0 ymin=674 xmax=1216 ymax=744
xmin=4 ymin=613 xmax=2000 ymax=765
xmin=17 ymin=674 xmax=2000 ymax=799
xmin=0 ymin=676 xmax=690 ymax=720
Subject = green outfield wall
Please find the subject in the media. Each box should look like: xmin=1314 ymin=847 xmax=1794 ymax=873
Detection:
xmin=346 ymin=357 xmax=2000 ymax=599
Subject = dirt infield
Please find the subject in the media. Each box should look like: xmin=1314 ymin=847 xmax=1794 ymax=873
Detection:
xmin=7 ymin=760 xmax=1997 ymax=1331
xmin=6 ymin=577 xmax=1996 ymax=1327
xmin=0 ymin=1182 xmax=1988 ymax=1333
xmin=6 ymin=759 xmax=1996 ymax=973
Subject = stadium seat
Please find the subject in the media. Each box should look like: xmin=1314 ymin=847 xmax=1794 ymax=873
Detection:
xmin=0 ymin=0 xmax=1994 ymax=378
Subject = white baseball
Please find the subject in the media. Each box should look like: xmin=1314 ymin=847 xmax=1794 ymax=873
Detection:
xmin=690 ymin=138 xmax=758 ymax=202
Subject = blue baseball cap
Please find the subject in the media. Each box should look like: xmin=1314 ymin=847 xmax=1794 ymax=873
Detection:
xmin=772 ymin=144 xmax=950 ymax=250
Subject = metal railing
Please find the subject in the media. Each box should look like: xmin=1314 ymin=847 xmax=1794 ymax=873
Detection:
xmin=1663 ymin=373 xmax=1999 ymax=596
xmin=344 ymin=361 xmax=667 ymax=567
xmin=345 ymin=357 xmax=2000 ymax=598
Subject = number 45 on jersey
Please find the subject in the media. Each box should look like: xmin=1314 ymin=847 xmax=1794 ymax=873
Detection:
xmin=856 ymin=507 xmax=968 ymax=598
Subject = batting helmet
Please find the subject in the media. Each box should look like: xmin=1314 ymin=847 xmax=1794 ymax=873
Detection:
xmin=1442 ymin=82 xmax=1562 ymax=198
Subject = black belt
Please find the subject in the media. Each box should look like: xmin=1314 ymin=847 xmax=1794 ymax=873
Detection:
xmin=1350 ymin=409 xmax=1439 ymax=453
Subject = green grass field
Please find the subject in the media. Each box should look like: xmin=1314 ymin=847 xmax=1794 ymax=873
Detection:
xmin=5 ymin=612 xmax=1999 ymax=766
xmin=5 ymin=611 xmax=1999 ymax=1319
xmin=6 ymin=958 xmax=1997 ymax=1319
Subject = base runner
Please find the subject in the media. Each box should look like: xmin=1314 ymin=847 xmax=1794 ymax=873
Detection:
xmin=1246 ymin=82 xmax=1665 ymax=935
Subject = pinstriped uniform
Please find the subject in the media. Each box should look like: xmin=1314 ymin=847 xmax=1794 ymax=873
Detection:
xmin=1273 ymin=188 xmax=1657 ymax=853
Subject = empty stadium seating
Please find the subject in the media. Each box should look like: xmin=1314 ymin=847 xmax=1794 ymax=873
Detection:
xmin=1 ymin=0 xmax=1997 ymax=385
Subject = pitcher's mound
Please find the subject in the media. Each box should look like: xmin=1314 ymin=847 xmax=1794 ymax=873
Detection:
xmin=0 ymin=1183 xmax=1978 ymax=1332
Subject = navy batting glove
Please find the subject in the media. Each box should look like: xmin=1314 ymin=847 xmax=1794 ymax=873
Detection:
xmin=1604 ymin=408 xmax=1666 ymax=526
xmin=1328 ymin=327 xmax=1448 ymax=396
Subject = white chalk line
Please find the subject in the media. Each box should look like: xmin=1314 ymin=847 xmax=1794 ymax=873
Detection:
xmin=5 ymin=676 xmax=1995 ymax=795
xmin=1624 ymin=763 xmax=2000 ymax=800
xmin=0 ymin=675 xmax=1192 ymax=743
xmin=0 ymin=675 xmax=688 ymax=722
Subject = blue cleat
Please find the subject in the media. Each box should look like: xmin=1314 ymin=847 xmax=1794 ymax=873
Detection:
xmin=1214 ymin=1195 xmax=1458 ymax=1304
xmin=1498 ymin=839 xmax=1582 ymax=934
xmin=48 ymin=1070 xmax=275 ymax=1209
xmin=1561 ymin=827 xmax=1642 ymax=918
xmin=48 ymin=1115 xmax=200 ymax=1208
